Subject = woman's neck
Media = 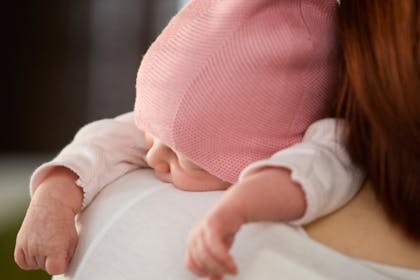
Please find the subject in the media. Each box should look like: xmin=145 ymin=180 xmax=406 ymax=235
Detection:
xmin=304 ymin=184 xmax=420 ymax=269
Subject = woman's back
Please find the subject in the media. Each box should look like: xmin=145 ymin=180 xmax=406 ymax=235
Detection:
xmin=52 ymin=170 xmax=420 ymax=280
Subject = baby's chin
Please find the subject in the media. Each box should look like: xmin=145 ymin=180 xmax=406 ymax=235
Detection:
xmin=153 ymin=164 xmax=231 ymax=192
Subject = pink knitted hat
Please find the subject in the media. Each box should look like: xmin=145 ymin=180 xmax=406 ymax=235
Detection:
xmin=135 ymin=0 xmax=338 ymax=183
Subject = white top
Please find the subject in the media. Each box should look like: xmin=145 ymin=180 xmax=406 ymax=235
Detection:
xmin=30 ymin=112 xmax=363 ymax=225
xmin=51 ymin=169 xmax=420 ymax=280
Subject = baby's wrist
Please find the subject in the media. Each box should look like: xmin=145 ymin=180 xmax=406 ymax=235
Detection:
xmin=32 ymin=167 xmax=83 ymax=215
xmin=210 ymin=192 xmax=247 ymax=227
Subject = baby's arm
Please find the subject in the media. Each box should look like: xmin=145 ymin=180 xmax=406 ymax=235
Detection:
xmin=15 ymin=112 xmax=149 ymax=275
xmin=30 ymin=112 xmax=149 ymax=209
xmin=186 ymin=167 xmax=304 ymax=278
xmin=186 ymin=119 xmax=365 ymax=278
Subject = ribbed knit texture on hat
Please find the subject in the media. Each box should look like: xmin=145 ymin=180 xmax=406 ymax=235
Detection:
xmin=135 ymin=0 xmax=338 ymax=183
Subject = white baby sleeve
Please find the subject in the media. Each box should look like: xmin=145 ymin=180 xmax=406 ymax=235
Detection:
xmin=238 ymin=118 xmax=365 ymax=225
xmin=30 ymin=112 xmax=149 ymax=209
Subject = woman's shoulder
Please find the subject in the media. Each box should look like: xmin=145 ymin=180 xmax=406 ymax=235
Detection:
xmin=233 ymin=221 xmax=418 ymax=280
xmin=304 ymin=185 xmax=420 ymax=272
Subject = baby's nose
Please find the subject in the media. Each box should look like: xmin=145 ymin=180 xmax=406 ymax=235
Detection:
xmin=145 ymin=141 xmax=173 ymax=173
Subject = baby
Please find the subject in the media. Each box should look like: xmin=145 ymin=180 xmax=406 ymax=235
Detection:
xmin=15 ymin=0 xmax=361 ymax=279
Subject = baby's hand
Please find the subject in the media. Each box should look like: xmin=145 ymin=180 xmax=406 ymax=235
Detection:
xmin=14 ymin=167 xmax=82 ymax=275
xmin=185 ymin=200 xmax=245 ymax=279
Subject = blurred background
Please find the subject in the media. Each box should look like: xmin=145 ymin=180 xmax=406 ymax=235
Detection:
xmin=0 ymin=0 xmax=189 ymax=278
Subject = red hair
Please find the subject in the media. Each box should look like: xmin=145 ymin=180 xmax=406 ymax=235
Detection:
xmin=336 ymin=1 xmax=420 ymax=238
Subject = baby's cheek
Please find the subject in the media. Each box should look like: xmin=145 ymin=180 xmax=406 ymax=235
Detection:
xmin=144 ymin=133 xmax=154 ymax=149
xmin=153 ymin=170 xmax=172 ymax=183
xmin=177 ymin=153 xmax=203 ymax=171
xmin=154 ymin=162 xmax=170 ymax=173
xmin=174 ymin=171 xmax=230 ymax=192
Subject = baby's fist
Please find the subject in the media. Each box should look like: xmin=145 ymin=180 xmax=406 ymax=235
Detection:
xmin=15 ymin=189 xmax=79 ymax=275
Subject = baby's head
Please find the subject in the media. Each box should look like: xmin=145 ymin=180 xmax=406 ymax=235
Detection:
xmin=135 ymin=0 xmax=338 ymax=186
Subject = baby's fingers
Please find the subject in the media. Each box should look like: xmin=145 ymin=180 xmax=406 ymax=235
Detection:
xmin=35 ymin=255 xmax=46 ymax=270
xmin=185 ymin=251 xmax=207 ymax=277
xmin=187 ymin=230 xmax=222 ymax=277
xmin=209 ymin=276 xmax=223 ymax=280
xmin=14 ymin=248 xmax=31 ymax=270
xmin=194 ymin=230 xmax=233 ymax=277
xmin=199 ymin=235 xmax=225 ymax=275
xmin=203 ymin=229 xmax=237 ymax=275
xmin=45 ymin=253 xmax=69 ymax=275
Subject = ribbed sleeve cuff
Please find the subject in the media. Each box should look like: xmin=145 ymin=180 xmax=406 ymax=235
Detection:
xmin=30 ymin=154 xmax=94 ymax=210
